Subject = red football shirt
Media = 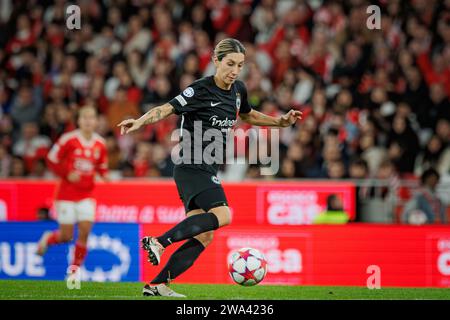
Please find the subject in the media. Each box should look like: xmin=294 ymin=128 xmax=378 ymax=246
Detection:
xmin=47 ymin=130 xmax=108 ymax=201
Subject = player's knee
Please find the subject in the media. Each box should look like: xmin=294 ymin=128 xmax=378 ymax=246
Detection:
xmin=220 ymin=209 xmax=232 ymax=227
xmin=210 ymin=207 xmax=232 ymax=227
xmin=77 ymin=230 xmax=90 ymax=243
xmin=196 ymin=231 xmax=214 ymax=247
xmin=221 ymin=215 xmax=231 ymax=226
xmin=60 ymin=232 xmax=74 ymax=242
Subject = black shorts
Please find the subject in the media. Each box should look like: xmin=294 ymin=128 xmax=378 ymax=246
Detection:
xmin=173 ymin=164 xmax=228 ymax=212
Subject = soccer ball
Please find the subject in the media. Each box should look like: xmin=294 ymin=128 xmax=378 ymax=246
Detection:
xmin=228 ymin=247 xmax=268 ymax=286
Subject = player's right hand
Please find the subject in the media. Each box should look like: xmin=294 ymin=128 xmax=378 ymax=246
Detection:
xmin=117 ymin=119 xmax=143 ymax=135
xmin=67 ymin=171 xmax=81 ymax=183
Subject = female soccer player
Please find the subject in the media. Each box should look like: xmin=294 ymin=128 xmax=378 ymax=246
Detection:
xmin=37 ymin=105 xmax=109 ymax=271
xmin=118 ymin=38 xmax=302 ymax=297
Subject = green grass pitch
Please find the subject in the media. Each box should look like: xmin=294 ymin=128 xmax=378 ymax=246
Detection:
xmin=0 ymin=280 xmax=449 ymax=300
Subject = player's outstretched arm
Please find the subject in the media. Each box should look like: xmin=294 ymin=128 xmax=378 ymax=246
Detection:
xmin=117 ymin=103 xmax=175 ymax=135
xmin=239 ymin=109 xmax=302 ymax=127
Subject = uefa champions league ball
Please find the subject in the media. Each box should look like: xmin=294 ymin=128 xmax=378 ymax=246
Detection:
xmin=228 ymin=247 xmax=268 ymax=286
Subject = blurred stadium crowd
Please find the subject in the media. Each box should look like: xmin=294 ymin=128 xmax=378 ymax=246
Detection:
xmin=0 ymin=0 xmax=449 ymax=183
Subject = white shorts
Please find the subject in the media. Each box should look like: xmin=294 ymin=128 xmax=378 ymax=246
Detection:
xmin=55 ymin=199 xmax=96 ymax=225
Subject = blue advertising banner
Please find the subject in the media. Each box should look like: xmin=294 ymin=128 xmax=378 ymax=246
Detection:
xmin=0 ymin=222 xmax=140 ymax=282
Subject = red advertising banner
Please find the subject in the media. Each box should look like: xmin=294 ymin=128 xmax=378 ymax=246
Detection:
xmin=0 ymin=180 xmax=355 ymax=224
xmin=256 ymin=182 xmax=355 ymax=225
xmin=428 ymin=235 xmax=450 ymax=287
xmin=140 ymin=224 xmax=450 ymax=288
xmin=0 ymin=181 xmax=55 ymax=221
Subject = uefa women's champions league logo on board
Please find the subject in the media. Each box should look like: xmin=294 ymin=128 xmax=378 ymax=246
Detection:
xmin=67 ymin=233 xmax=131 ymax=282
xmin=236 ymin=93 xmax=241 ymax=111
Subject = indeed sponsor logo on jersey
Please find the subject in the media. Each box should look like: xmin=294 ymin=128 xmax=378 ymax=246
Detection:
xmin=209 ymin=115 xmax=237 ymax=128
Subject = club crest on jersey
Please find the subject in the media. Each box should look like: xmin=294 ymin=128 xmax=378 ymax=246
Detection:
xmin=211 ymin=176 xmax=221 ymax=185
xmin=94 ymin=148 xmax=100 ymax=160
xmin=183 ymin=87 xmax=194 ymax=98
xmin=236 ymin=93 xmax=241 ymax=110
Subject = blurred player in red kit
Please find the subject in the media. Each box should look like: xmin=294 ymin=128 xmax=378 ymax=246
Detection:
xmin=36 ymin=105 xmax=109 ymax=269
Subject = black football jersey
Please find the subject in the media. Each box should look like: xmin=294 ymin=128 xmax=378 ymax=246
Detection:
xmin=168 ymin=76 xmax=252 ymax=171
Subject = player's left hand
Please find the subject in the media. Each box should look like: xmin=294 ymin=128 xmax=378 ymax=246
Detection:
xmin=279 ymin=109 xmax=303 ymax=127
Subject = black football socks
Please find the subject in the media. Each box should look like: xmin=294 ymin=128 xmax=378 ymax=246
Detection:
xmin=150 ymin=238 xmax=205 ymax=284
xmin=157 ymin=212 xmax=219 ymax=248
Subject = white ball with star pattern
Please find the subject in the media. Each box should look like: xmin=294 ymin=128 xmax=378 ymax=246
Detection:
xmin=228 ymin=247 xmax=267 ymax=286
